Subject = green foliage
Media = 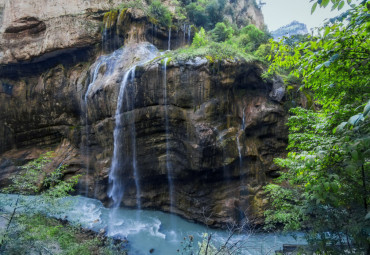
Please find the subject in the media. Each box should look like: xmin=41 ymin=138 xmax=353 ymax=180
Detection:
xmin=3 ymin=152 xmax=80 ymax=199
xmin=264 ymin=3 xmax=370 ymax=253
xmin=311 ymin=0 xmax=358 ymax=14
xmin=117 ymin=0 xmax=145 ymax=11
xmin=149 ymin=0 xmax=172 ymax=28
xmin=192 ymin=27 xmax=209 ymax=47
xmin=205 ymin=0 xmax=226 ymax=27
xmin=254 ymin=43 xmax=272 ymax=62
xmin=167 ymin=23 xmax=268 ymax=64
xmin=239 ymin=24 xmax=269 ymax=51
xmin=269 ymin=4 xmax=369 ymax=115
xmin=210 ymin=22 xmax=234 ymax=42
xmin=167 ymin=39 xmax=256 ymax=63
xmin=0 ymin=214 xmax=127 ymax=255
xmin=185 ymin=0 xmax=226 ymax=29
xmin=3 ymin=152 xmax=53 ymax=194
xmin=186 ymin=2 xmax=209 ymax=27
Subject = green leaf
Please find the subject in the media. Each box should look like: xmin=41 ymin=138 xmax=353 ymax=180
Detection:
xmin=311 ymin=2 xmax=318 ymax=14
xmin=338 ymin=0 xmax=345 ymax=10
xmin=345 ymin=164 xmax=357 ymax=172
xmin=331 ymin=2 xmax=339 ymax=10
xmin=363 ymin=149 xmax=370 ymax=157
xmin=322 ymin=0 xmax=330 ymax=7
xmin=324 ymin=27 xmax=331 ymax=37
xmin=351 ymin=150 xmax=359 ymax=161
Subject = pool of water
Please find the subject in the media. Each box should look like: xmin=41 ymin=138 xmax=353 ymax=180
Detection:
xmin=0 ymin=194 xmax=305 ymax=254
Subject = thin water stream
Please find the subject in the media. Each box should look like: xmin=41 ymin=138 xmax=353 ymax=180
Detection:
xmin=168 ymin=28 xmax=171 ymax=50
xmin=162 ymin=58 xmax=175 ymax=218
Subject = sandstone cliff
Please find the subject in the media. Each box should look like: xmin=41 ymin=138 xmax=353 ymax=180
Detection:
xmin=0 ymin=0 xmax=283 ymax=227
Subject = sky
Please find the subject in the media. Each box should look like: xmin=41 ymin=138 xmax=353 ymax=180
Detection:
xmin=261 ymin=0 xmax=353 ymax=31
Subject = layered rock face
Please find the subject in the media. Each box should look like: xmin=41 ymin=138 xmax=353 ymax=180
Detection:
xmin=0 ymin=0 xmax=285 ymax=227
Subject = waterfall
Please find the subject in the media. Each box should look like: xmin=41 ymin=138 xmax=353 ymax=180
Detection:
xmin=168 ymin=27 xmax=171 ymax=50
xmin=183 ymin=24 xmax=186 ymax=44
xmin=83 ymin=48 xmax=123 ymax=197
xmin=102 ymin=25 xmax=107 ymax=52
xmin=108 ymin=67 xmax=136 ymax=208
xmin=107 ymin=43 xmax=159 ymax=211
xmin=237 ymin=107 xmax=246 ymax=168
xmin=242 ymin=107 xmax=246 ymax=130
xmin=163 ymin=58 xmax=175 ymax=213
xmin=127 ymin=68 xmax=141 ymax=210
xmin=83 ymin=59 xmax=105 ymax=196
xmin=236 ymin=135 xmax=242 ymax=167
xmin=152 ymin=23 xmax=154 ymax=44
xmin=188 ymin=26 xmax=191 ymax=44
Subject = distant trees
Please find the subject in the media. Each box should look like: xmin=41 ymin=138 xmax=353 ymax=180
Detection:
xmin=210 ymin=22 xmax=234 ymax=42
xmin=185 ymin=0 xmax=226 ymax=29
xmin=149 ymin=0 xmax=172 ymax=28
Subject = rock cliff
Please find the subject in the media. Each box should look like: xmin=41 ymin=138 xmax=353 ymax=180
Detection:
xmin=0 ymin=0 xmax=285 ymax=227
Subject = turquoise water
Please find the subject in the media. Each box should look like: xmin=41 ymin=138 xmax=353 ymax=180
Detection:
xmin=0 ymin=194 xmax=305 ymax=254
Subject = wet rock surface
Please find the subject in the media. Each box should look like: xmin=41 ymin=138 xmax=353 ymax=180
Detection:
xmin=0 ymin=0 xmax=283 ymax=228
xmin=0 ymin=45 xmax=288 ymax=226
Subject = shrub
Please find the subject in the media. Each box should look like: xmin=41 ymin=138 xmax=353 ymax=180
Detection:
xmin=239 ymin=24 xmax=269 ymax=51
xmin=205 ymin=0 xmax=226 ymax=27
xmin=192 ymin=27 xmax=208 ymax=47
xmin=186 ymin=2 xmax=209 ymax=27
xmin=149 ymin=0 xmax=172 ymax=28
xmin=210 ymin=22 xmax=234 ymax=42
xmin=254 ymin=43 xmax=272 ymax=61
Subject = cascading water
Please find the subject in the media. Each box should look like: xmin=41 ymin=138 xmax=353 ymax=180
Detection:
xmin=108 ymin=67 xmax=136 ymax=208
xmin=242 ymin=107 xmax=246 ymax=130
xmin=237 ymin=107 xmax=246 ymax=169
xmin=236 ymin=135 xmax=242 ymax=166
xmin=237 ymin=107 xmax=247 ymax=223
xmin=126 ymin=68 xmax=141 ymax=210
xmin=188 ymin=25 xmax=191 ymax=44
xmin=168 ymin=28 xmax=171 ymax=50
xmin=107 ymin=43 xmax=159 ymax=235
xmin=162 ymin=58 xmax=175 ymax=215
xmin=83 ymin=50 xmax=123 ymax=196
xmin=83 ymin=59 xmax=104 ymax=196
xmin=152 ymin=24 xmax=154 ymax=44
